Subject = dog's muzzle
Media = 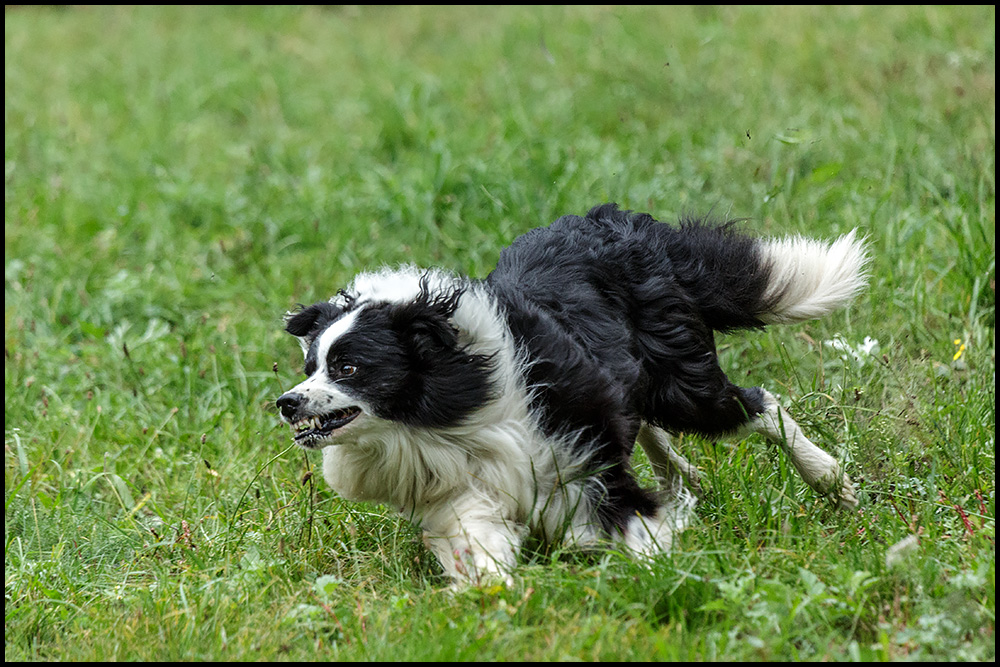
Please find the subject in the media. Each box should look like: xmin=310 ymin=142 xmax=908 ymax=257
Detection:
xmin=276 ymin=392 xmax=362 ymax=448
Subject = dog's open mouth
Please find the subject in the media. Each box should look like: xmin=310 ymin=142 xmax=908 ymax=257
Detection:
xmin=290 ymin=407 xmax=363 ymax=445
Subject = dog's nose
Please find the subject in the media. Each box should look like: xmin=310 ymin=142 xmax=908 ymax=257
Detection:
xmin=276 ymin=392 xmax=304 ymax=420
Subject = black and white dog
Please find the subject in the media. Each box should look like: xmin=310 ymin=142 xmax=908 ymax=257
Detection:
xmin=276 ymin=203 xmax=868 ymax=584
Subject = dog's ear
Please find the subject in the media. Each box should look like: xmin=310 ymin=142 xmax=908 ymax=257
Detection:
xmin=405 ymin=311 xmax=460 ymax=360
xmin=284 ymin=301 xmax=345 ymax=351
xmin=389 ymin=285 xmax=495 ymax=427
xmin=395 ymin=282 xmax=465 ymax=358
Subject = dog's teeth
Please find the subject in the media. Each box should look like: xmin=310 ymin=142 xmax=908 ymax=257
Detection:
xmin=294 ymin=416 xmax=318 ymax=432
xmin=290 ymin=409 xmax=361 ymax=442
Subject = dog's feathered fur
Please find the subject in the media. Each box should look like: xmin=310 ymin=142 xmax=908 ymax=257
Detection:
xmin=276 ymin=203 xmax=869 ymax=584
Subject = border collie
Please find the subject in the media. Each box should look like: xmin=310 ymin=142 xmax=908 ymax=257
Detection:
xmin=276 ymin=203 xmax=868 ymax=585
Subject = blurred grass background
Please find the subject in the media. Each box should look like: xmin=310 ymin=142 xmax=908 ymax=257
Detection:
xmin=5 ymin=5 xmax=995 ymax=661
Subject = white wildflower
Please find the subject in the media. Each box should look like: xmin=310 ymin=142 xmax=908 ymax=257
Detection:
xmin=824 ymin=335 xmax=880 ymax=367
xmin=885 ymin=534 xmax=920 ymax=568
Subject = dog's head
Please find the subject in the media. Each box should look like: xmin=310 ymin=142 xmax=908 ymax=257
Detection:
xmin=276 ymin=279 xmax=495 ymax=449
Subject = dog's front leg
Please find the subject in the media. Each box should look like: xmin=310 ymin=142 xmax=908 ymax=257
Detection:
xmin=420 ymin=498 xmax=526 ymax=587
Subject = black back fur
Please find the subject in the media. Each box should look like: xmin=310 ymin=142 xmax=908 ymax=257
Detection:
xmin=486 ymin=203 xmax=771 ymax=530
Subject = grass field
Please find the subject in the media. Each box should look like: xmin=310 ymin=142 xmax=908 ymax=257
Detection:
xmin=5 ymin=5 xmax=995 ymax=661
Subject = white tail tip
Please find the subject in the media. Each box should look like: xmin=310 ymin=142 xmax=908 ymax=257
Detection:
xmin=760 ymin=229 xmax=870 ymax=324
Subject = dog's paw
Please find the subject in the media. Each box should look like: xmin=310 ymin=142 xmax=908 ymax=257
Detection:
xmin=833 ymin=475 xmax=859 ymax=510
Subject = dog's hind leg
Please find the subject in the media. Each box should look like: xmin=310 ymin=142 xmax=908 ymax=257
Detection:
xmin=618 ymin=482 xmax=698 ymax=557
xmin=636 ymin=423 xmax=702 ymax=497
xmin=640 ymin=317 xmax=855 ymax=508
xmin=602 ymin=425 xmax=698 ymax=557
xmin=743 ymin=389 xmax=858 ymax=510
xmin=647 ymin=367 xmax=857 ymax=509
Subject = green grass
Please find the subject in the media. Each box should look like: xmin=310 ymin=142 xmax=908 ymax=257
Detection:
xmin=5 ymin=5 xmax=994 ymax=661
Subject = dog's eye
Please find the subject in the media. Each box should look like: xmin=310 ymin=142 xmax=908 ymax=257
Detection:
xmin=337 ymin=364 xmax=358 ymax=378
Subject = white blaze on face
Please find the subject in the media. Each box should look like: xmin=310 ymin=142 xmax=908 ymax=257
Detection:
xmin=312 ymin=308 xmax=362 ymax=373
xmin=288 ymin=308 xmax=364 ymax=413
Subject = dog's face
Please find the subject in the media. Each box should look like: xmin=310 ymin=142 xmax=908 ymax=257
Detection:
xmin=276 ymin=285 xmax=495 ymax=449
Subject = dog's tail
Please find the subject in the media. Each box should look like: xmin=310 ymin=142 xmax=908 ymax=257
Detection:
xmin=755 ymin=229 xmax=870 ymax=325
xmin=665 ymin=219 xmax=869 ymax=330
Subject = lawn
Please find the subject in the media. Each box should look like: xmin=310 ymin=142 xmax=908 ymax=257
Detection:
xmin=4 ymin=5 xmax=994 ymax=661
